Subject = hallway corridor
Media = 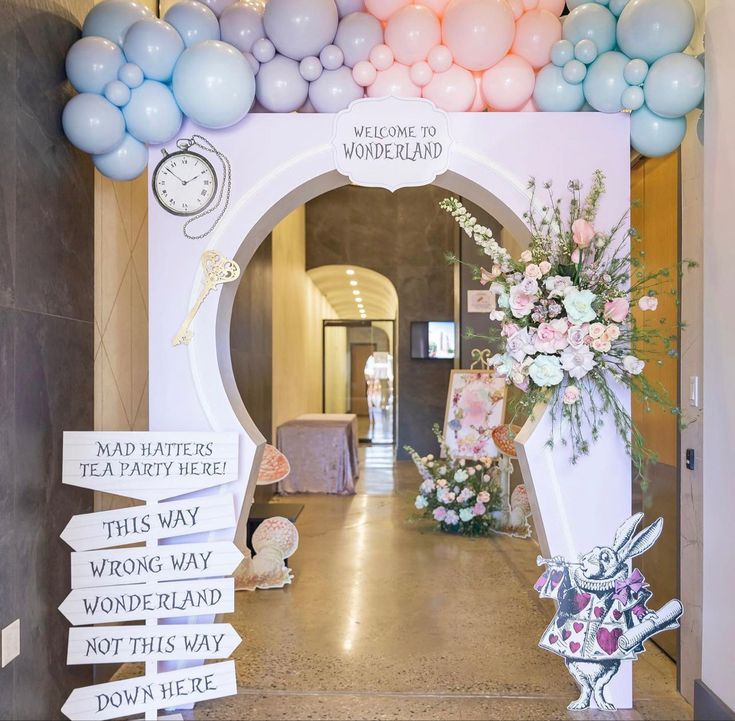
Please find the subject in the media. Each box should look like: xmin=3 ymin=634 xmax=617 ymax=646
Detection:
xmin=192 ymin=457 xmax=692 ymax=721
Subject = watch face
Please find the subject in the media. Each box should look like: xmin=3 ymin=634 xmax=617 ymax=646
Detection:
xmin=153 ymin=151 xmax=217 ymax=216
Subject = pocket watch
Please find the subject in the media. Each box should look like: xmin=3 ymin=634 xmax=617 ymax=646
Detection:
xmin=152 ymin=142 xmax=218 ymax=216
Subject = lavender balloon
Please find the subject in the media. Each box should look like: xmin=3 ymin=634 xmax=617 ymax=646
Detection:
xmin=308 ymin=66 xmax=363 ymax=112
xmin=336 ymin=0 xmax=365 ymax=16
xmin=263 ymin=0 xmax=339 ymax=61
xmin=256 ymin=54 xmax=309 ymax=111
xmin=334 ymin=11 xmax=383 ymax=68
xmin=220 ymin=2 xmax=265 ymax=54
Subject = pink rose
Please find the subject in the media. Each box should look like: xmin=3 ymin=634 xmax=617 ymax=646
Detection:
xmin=588 ymin=322 xmax=606 ymax=339
xmin=524 ymin=263 xmax=542 ymax=280
xmin=534 ymin=322 xmax=569 ymax=354
xmin=539 ymin=261 xmax=552 ymax=275
xmin=520 ymin=250 xmax=533 ymax=262
xmin=572 ymin=218 xmax=596 ymax=248
xmin=604 ymin=297 xmax=630 ymax=323
xmin=433 ymin=507 xmax=447 ymax=521
xmin=571 ymin=248 xmax=581 ymax=264
xmin=563 ymin=385 xmax=581 ymax=405
xmin=479 ymin=267 xmax=495 ymax=285
xmin=604 ymin=324 xmax=621 ymax=341
xmin=501 ymin=323 xmax=519 ymax=338
xmin=472 ymin=501 xmax=486 ymax=516
xmin=638 ymin=295 xmax=659 ymax=311
xmin=592 ymin=338 xmax=611 ymax=352
xmin=509 ymin=285 xmax=536 ymax=318
xmin=478 ymin=491 xmax=491 ymax=503
xmin=567 ymin=324 xmax=589 ymax=348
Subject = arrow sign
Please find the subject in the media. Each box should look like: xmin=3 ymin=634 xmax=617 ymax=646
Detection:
xmin=61 ymin=660 xmax=236 ymax=721
xmin=67 ymin=623 xmax=242 ymax=664
xmin=59 ymin=577 xmax=234 ymax=626
xmin=61 ymin=495 xmax=237 ymax=551
xmin=71 ymin=542 xmax=244 ymax=589
xmin=62 ymin=431 xmax=239 ymax=501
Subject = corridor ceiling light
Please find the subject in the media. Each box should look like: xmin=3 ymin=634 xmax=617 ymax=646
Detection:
xmin=349 ymin=280 xmax=358 ymax=286
xmin=352 ymin=289 xmax=360 ymax=295
xmin=357 ymin=304 xmax=364 ymax=309
xmin=355 ymin=297 xmax=363 ymax=303
xmin=345 ymin=269 xmax=355 ymax=275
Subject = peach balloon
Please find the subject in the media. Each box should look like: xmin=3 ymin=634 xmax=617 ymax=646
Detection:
xmin=537 ymin=0 xmax=565 ymax=16
xmin=364 ymin=0 xmax=409 ymax=21
xmin=442 ymin=0 xmax=516 ymax=72
xmin=385 ymin=5 xmax=441 ymax=65
xmin=469 ymin=75 xmax=486 ymax=111
xmin=367 ymin=62 xmax=421 ymax=97
xmin=353 ymin=59 xmax=378 ymax=86
xmin=511 ymin=8 xmax=561 ymax=70
xmin=522 ymin=0 xmax=539 ymax=8
xmin=507 ymin=0 xmax=525 ymax=19
xmin=519 ymin=96 xmax=538 ymax=112
xmin=422 ymin=63 xmax=476 ymax=111
xmin=416 ymin=0 xmax=451 ymax=16
xmin=481 ymin=54 xmax=535 ymax=110
xmin=427 ymin=44 xmax=453 ymax=73
xmin=410 ymin=60 xmax=434 ymax=87
xmin=369 ymin=43 xmax=394 ymax=71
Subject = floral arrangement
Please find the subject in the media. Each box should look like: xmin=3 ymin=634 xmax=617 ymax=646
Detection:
xmin=406 ymin=426 xmax=503 ymax=536
xmin=441 ymin=171 xmax=690 ymax=483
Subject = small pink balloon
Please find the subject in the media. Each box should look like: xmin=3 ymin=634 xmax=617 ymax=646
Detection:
xmin=427 ymin=44 xmax=452 ymax=73
xmin=364 ymin=0 xmax=409 ymax=21
xmin=367 ymin=62 xmax=421 ymax=97
xmin=537 ymin=0 xmax=565 ymax=16
xmin=385 ymin=4 xmax=441 ymax=65
xmin=369 ymin=43 xmax=394 ymax=71
xmin=422 ymin=62 xmax=475 ymax=111
xmin=410 ymin=60 xmax=434 ymax=86
xmin=469 ymin=75 xmax=486 ymax=111
xmin=353 ymin=59 xmax=378 ymax=86
xmin=507 ymin=0 xmax=525 ymax=19
xmin=519 ymin=96 xmax=538 ymax=112
xmin=442 ymin=0 xmax=516 ymax=72
xmin=522 ymin=0 xmax=539 ymax=9
xmin=481 ymin=54 xmax=535 ymax=110
xmin=415 ymin=0 xmax=450 ymax=17
xmin=511 ymin=8 xmax=561 ymax=70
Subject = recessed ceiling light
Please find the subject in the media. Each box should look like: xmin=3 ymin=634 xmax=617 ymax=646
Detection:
xmin=345 ymin=269 xmax=355 ymax=276
xmin=349 ymin=280 xmax=358 ymax=286
xmin=352 ymin=289 xmax=360 ymax=295
xmin=355 ymin=297 xmax=363 ymax=303
xmin=357 ymin=304 xmax=364 ymax=309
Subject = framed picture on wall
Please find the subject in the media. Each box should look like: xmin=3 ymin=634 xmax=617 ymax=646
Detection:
xmin=443 ymin=370 xmax=507 ymax=458
xmin=467 ymin=290 xmax=496 ymax=314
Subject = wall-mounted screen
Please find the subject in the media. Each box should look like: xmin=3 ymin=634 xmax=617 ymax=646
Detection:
xmin=411 ymin=321 xmax=455 ymax=359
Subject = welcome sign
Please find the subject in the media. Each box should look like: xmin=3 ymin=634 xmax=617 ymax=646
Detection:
xmin=332 ymin=97 xmax=453 ymax=192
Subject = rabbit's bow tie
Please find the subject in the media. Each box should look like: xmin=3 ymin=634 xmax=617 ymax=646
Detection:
xmin=613 ymin=568 xmax=645 ymax=604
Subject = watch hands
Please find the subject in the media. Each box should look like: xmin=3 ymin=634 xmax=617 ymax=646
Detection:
xmin=166 ymin=168 xmax=187 ymax=183
xmin=181 ymin=170 xmax=208 ymax=186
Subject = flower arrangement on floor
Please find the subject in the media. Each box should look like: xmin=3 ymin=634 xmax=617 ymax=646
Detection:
xmin=441 ymin=171 xmax=692 ymax=484
xmin=405 ymin=426 xmax=503 ymax=536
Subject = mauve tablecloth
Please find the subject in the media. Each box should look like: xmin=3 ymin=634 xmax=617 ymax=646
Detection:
xmin=296 ymin=413 xmax=359 ymax=478
xmin=277 ymin=417 xmax=358 ymax=495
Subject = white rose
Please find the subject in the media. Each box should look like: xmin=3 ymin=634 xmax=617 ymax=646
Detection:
xmin=524 ymin=263 xmax=542 ymax=280
xmin=560 ymin=346 xmax=596 ymax=380
xmin=520 ymin=250 xmax=533 ymax=262
xmin=563 ymin=288 xmax=597 ymax=325
xmin=528 ymin=355 xmax=564 ymax=387
xmin=623 ymin=355 xmax=645 ymax=375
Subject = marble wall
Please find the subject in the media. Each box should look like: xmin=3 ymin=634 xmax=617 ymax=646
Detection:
xmin=0 ymin=1 xmax=95 ymax=717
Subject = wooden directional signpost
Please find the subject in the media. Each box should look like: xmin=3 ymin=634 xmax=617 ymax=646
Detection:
xmin=60 ymin=431 xmax=243 ymax=721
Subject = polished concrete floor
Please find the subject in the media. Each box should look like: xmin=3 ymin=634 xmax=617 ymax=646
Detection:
xmin=190 ymin=447 xmax=692 ymax=721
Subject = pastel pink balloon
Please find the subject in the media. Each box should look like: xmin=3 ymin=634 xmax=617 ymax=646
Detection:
xmin=522 ymin=0 xmax=539 ymax=9
xmin=422 ymin=63 xmax=475 ymax=110
xmin=353 ymin=59 xmax=378 ymax=86
xmin=469 ymin=75 xmax=486 ymax=111
xmin=385 ymin=4 xmax=441 ymax=65
xmin=519 ymin=96 xmax=538 ymax=112
xmin=427 ymin=44 xmax=453 ymax=72
xmin=410 ymin=60 xmax=434 ymax=87
xmin=537 ymin=0 xmax=565 ymax=16
xmin=367 ymin=62 xmax=421 ymax=97
xmin=416 ymin=0 xmax=451 ymax=17
xmin=511 ymin=8 xmax=561 ymax=70
xmin=364 ymin=0 xmax=409 ymax=21
xmin=507 ymin=0 xmax=525 ymax=19
xmin=369 ymin=43 xmax=394 ymax=70
xmin=481 ymin=54 xmax=535 ymax=110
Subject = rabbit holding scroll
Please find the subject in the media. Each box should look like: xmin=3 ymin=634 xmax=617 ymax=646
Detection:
xmin=535 ymin=513 xmax=683 ymax=711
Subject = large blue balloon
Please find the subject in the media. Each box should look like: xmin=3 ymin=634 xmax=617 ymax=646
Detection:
xmin=583 ymin=51 xmax=630 ymax=113
xmin=644 ymin=52 xmax=705 ymax=119
xmin=630 ymin=104 xmax=687 ymax=157
xmin=123 ymin=19 xmax=185 ymax=83
xmin=123 ymin=80 xmax=183 ymax=143
xmin=256 ymin=54 xmax=309 ymax=112
xmin=220 ymin=2 xmax=265 ymax=53
xmin=62 ymin=93 xmax=126 ymax=154
xmin=164 ymin=0 xmax=220 ymax=48
xmin=93 ymin=132 xmax=148 ymax=180
xmin=309 ymin=66 xmax=363 ymax=112
xmin=172 ymin=40 xmax=255 ymax=128
xmin=66 ymin=36 xmax=126 ymax=95
xmin=82 ymin=0 xmax=153 ymax=46
xmin=533 ymin=64 xmax=586 ymax=112
xmin=563 ymin=3 xmax=617 ymax=56
xmin=334 ymin=12 xmax=383 ymax=68
xmin=264 ymin=0 xmax=339 ymax=61
xmin=617 ymin=0 xmax=695 ymax=64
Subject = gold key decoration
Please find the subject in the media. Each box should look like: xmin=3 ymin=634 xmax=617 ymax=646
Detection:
xmin=173 ymin=250 xmax=241 ymax=346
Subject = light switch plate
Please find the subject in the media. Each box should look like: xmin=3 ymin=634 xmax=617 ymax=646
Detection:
xmin=2 ymin=619 xmax=20 ymax=667
xmin=689 ymin=375 xmax=700 ymax=408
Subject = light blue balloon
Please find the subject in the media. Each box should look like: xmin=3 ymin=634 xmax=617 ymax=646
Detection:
xmin=66 ymin=36 xmax=125 ymax=94
xmin=123 ymin=80 xmax=182 ymax=143
xmin=104 ymin=79 xmax=132 ymax=106
xmin=563 ymin=59 xmax=587 ymax=85
xmin=575 ymin=39 xmax=598 ymax=65
xmin=533 ymin=64 xmax=586 ymax=112
xmin=630 ymin=104 xmax=687 ymax=157
xmin=644 ymin=52 xmax=705 ymax=119
xmin=172 ymin=40 xmax=255 ymax=128
xmin=550 ymin=39 xmax=574 ymax=68
xmin=308 ymin=66 xmax=363 ymax=112
xmin=62 ymin=93 xmax=126 ymax=154
xmin=565 ymin=0 xmax=594 ymax=9
xmin=609 ymin=0 xmax=630 ymax=16
xmin=583 ymin=51 xmax=630 ymax=113
xmin=624 ymin=58 xmax=648 ymax=85
xmin=264 ymin=0 xmax=339 ymax=61
xmin=93 ymin=132 xmax=148 ymax=180
xmin=255 ymin=54 xmax=309 ymax=112
xmin=335 ymin=12 xmax=383 ymax=68
xmin=621 ymin=84 xmax=644 ymax=110
xmin=252 ymin=38 xmax=276 ymax=63
xmin=320 ymin=44 xmax=344 ymax=70
xmin=220 ymin=2 xmax=265 ymax=53
xmin=118 ymin=62 xmax=144 ymax=88
xmin=123 ymin=19 xmax=185 ymax=83
xmin=336 ymin=0 xmax=364 ymax=17
xmin=164 ymin=0 xmax=220 ymax=48
xmin=299 ymin=56 xmax=323 ymax=82
xmin=563 ymin=3 xmax=617 ymax=55
xmin=82 ymin=0 xmax=153 ymax=46
xmin=617 ymin=0 xmax=695 ymax=64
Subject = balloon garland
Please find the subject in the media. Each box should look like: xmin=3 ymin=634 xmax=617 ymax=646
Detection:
xmin=63 ymin=0 xmax=704 ymax=180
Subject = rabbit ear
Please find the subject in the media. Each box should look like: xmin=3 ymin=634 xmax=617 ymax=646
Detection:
xmin=621 ymin=517 xmax=664 ymax=561
xmin=612 ymin=513 xmax=644 ymax=552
